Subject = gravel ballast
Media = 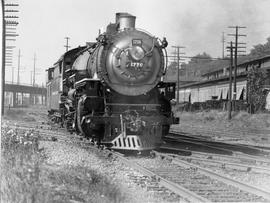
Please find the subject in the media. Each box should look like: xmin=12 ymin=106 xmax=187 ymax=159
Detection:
xmin=40 ymin=141 xmax=177 ymax=203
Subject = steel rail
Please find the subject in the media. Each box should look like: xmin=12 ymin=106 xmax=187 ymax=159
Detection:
xmin=166 ymin=134 xmax=268 ymax=155
xmin=11 ymin=123 xmax=270 ymax=166
xmin=172 ymin=125 xmax=270 ymax=135
xmin=234 ymin=152 xmax=270 ymax=165
xmin=163 ymin=137 xmax=234 ymax=155
xmin=8 ymin=120 xmax=269 ymax=201
xmin=191 ymin=150 xmax=270 ymax=166
xmin=153 ymin=151 xmax=270 ymax=201
xmin=172 ymin=154 xmax=270 ymax=175
xmin=112 ymin=152 xmax=210 ymax=203
xmin=160 ymin=145 xmax=270 ymax=165
xmin=172 ymin=127 xmax=270 ymax=144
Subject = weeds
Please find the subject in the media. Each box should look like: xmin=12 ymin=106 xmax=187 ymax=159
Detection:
xmin=1 ymin=125 xmax=44 ymax=203
xmin=1 ymin=123 xmax=128 ymax=203
xmin=4 ymin=108 xmax=36 ymax=122
xmin=45 ymin=165 xmax=127 ymax=203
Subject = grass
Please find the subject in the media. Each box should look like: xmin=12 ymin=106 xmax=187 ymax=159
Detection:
xmin=44 ymin=165 xmax=126 ymax=203
xmin=1 ymin=123 xmax=128 ymax=203
xmin=1 ymin=126 xmax=42 ymax=202
xmin=176 ymin=109 xmax=270 ymax=130
xmin=4 ymin=108 xmax=36 ymax=122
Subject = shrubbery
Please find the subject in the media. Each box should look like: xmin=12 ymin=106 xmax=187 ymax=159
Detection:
xmin=247 ymin=67 xmax=269 ymax=113
xmin=1 ymin=124 xmax=44 ymax=202
xmin=1 ymin=122 xmax=128 ymax=202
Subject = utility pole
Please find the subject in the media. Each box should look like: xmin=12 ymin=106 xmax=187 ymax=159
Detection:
xmin=64 ymin=37 xmax=70 ymax=52
xmin=221 ymin=32 xmax=225 ymax=59
xmin=12 ymin=66 xmax=14 ymax=83
xmin=1 ymin=0 xmax=6 ymax=115
xmin=228 ymin=26 xmax=246 ymax=110
xmin=227 ymin=41 xmax=234 ymax=120
xmin=172 ymin=45 xmax=185 ymax=104
xmin=1 ymin=1 xmax=19 ymax=115
xmin=33 ymin=53 xmax=36 ymax=86
xmin=17 ymin=49 xmax=21 ymax=84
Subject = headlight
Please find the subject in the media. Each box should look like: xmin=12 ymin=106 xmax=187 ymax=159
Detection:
xmin=129 ymin=46 xmax=145 ymax=61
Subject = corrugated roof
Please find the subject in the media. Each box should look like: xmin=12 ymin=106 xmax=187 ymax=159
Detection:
xmin=201 ymin=54 xmax=270 ymax=76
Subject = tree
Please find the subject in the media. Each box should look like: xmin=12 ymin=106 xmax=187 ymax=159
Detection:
xmin=189 ymin=52 xmax=212 ymax=64
xmin=164 ymin=62 xmax=177 ymax=81
xmin=247 ymin=67 xmax=268 ymax=112
xmin=250 ymin=36 xmax=270 ymax=57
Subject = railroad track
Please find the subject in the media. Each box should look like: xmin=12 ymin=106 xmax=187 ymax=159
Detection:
xmin=160 ymin=145 xmax=270 ymax=167
xmin=113 ymin=151 xmax=270 ymax=202
xmin=164 ymin=132 xmax=270 ymax=156
xmin=158 ymin=148 xmax=270 ymax=188
xmin=173 ymin=124 xmax=270 ymax=137
xmin=172 ymin=125 xmax=270 ymax=146
xmin=40 ymin=133 xmax=270 ymax=202
xmin=4 ymin=120 xmax=270 ymax=202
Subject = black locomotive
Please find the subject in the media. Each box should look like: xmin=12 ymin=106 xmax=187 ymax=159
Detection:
xmin=47 ymin=13 xmax=178 ymax=151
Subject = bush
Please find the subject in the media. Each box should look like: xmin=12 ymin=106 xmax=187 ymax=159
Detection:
xmin=247 ymin=68 xmax=268 ymax=112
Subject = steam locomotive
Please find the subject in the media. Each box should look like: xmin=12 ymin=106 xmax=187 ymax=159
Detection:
xmin=47 ymin=13 xmax=178 ymax=151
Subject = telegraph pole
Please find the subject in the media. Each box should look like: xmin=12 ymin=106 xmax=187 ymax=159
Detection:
xmin=221 ymin=32 xmax=225 ymax=59
xmin=1 ymin=1 xmax=19 ymax=115
xmin=1 ymin=0 xmax=5 ymax=115
xmin=17 ymin=49 xmax=21 ymax=84
xmin=64 ymin=37 xmax=70 ymax=52
xmin=228 ymin=26 xmax=246 ymax=110
xmin=12 ymin=66 xmax=14 ymax=83
xmin=227 ymin=41 xmax=233 ymax=120
xmin=172 ymin=45 xmax=185 ymax=104
xmin=33 ymin=53 xmax=36 ymax=86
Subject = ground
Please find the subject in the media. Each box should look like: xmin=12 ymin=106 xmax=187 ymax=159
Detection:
xmin=0 ymin=106 xmax=175 ymax=203
xmin=1 ymin=106 xmax=270 ymax=202
xmin=173 ymin=109 xmax=270 ymax=147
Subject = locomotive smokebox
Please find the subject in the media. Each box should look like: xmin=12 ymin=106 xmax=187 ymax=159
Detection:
xmin=116 ymin=12 xmax=136 ymax=30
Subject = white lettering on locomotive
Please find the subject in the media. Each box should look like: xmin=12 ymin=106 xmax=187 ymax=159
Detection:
xmin=127 ymin=62 xmax=144 ymax=68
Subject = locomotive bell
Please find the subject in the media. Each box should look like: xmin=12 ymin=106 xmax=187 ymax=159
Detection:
xmin=116 ymin=12 xmax=136 ymax=30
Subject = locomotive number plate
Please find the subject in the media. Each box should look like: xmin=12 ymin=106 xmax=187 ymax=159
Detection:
xmin=132 ymin=39 xmax=142 ymax=46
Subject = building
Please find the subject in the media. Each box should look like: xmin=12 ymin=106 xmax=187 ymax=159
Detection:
xmin=178 ymin=55 xmax=270 ymax=105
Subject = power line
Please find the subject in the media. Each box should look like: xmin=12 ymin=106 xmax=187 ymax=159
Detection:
xmin=167 ymin=55 xmax=229 ymax=61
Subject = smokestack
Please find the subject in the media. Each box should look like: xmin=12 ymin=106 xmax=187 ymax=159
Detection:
xmin=115 ymin=12 xmax=136 ymax=30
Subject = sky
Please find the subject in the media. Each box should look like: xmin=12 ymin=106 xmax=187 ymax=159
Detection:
xmin=3 ymin=0 xmax=270 ymax=85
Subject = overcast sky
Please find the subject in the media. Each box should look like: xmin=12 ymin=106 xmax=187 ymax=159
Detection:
xmin=3 ymin=0 xmax=270 ymax=85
